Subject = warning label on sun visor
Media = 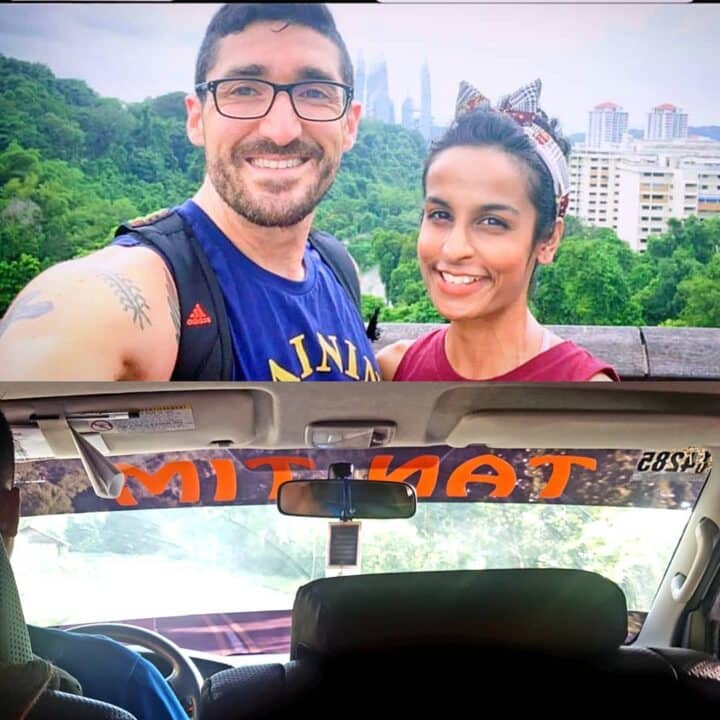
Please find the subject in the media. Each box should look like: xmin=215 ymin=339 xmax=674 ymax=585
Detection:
xmin=111 ymin=406 xmax=196 ymax=433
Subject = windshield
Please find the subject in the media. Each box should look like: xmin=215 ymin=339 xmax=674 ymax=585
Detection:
xmin=12 ymin=445 xmax=711 ymax=656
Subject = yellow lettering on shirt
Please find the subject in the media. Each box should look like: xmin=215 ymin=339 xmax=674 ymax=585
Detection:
xmin=364 ymin=357 xmax=381 ymax=382
xmin=289 ymin=334 xmax=313 ymax=379
xmin=344 ymin=340 xmax=360 ymax=380
xmin=316 ymin=333 xmax=343 ymax=373
xmin=268 ymin=359 xmax=301 ymax=382
xmin=267 ymin=334 xmax=380 ymax=381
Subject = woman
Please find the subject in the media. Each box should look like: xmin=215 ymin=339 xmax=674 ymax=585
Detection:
xmin=377 ymin=79 xmax=618 ymax=382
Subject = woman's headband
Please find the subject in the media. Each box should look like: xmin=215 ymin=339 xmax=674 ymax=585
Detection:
xmin=455 ymin=78 xmax=570 ymax=219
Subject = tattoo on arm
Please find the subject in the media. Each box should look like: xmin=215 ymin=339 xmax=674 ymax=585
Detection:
xmin=99 ymin=272 xmax=152 ymax=331
xmin=0 ymin=292 xmax=54 ymax=339
xmin=164 ymin=267 xmax=181 ymax=344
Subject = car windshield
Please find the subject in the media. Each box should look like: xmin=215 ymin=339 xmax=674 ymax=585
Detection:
xmin=13 ymin=444 xmax=711 ymax=656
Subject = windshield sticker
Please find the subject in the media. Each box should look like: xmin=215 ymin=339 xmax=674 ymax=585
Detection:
xmin=14 ymin=446 xmax=710 ymax=518
xmin=634 ymin=449 xmax=712 ymax=476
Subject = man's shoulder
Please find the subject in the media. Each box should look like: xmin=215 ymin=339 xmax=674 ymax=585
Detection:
xmin=124 ymin=207 xmax=175 ymax=230
xmin=28 ymin=625 xmax=136 ymax=663
xmin=43 ymin=244 xmax=166 ymax=282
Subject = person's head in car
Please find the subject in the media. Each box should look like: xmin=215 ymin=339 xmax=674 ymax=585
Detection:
xmin=0 ymin=411 xmax=19 ymax=558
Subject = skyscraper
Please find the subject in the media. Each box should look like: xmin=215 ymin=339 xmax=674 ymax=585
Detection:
xmin=419 ymin=59 xmax=432 ymax=142
xmin=587 ymin=102 xmax=629 ymax=147
xmin=366 ymin=59 xmax=395 ymax=124
xmin=401 ymin=96 xmax=415 ymax=131
xmin=354 ymin=52 xmax=366 ymax=109
xmin=646 ymin=104 xmax=688 ymax=141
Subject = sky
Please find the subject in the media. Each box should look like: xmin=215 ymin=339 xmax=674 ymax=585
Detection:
xmin=0 ymin=3 xmax=718 ymax=135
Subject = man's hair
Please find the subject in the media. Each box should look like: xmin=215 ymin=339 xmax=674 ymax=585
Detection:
xmin=0 ymin=411 xmax=13 ymax=492
xmin=195 ymin=3 xmax=354 ymax=91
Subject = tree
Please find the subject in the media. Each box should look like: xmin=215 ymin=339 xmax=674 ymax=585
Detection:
xmin=634 ymin=248 xmax=703 ymax=326
xmin=675 ymin=254 xmax=720 ymax=327
xmin=562 ymin=214 xmax=587 ymax=239
xmin=534 ymin=233 xmax=642 ymax=325
xmin=0 ymin=253 xmax=41 ymax=314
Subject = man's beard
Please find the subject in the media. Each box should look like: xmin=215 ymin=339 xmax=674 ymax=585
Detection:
xmin=208 ymin=139 xmax=339 ymax=228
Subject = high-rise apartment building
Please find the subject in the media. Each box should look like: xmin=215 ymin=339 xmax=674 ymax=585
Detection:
xmin=646 ymin=104 xmax=689 ymax=141
xmin=587 ymin=102 xmax=629 ymax=147
xmin=568 ymin=138 xmax=720 ymax=251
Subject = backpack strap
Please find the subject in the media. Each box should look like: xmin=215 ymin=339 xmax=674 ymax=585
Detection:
xmin=114 ymin=210 xmax=234 ymax=380
xmin=309 ymin=229 xmax=380 ymax=340
xmin=308 ymin=229 xmax=361 ymax=312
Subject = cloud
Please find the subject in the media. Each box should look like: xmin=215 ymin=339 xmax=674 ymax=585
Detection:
xmin=0 ymin=3 xmax=718 ymax=131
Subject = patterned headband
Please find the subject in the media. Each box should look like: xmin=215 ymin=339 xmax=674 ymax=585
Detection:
xmin=455 ymin=78 xmax=570 ymax=219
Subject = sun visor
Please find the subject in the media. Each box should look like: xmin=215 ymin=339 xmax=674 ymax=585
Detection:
xmin=10 ymin=390 xmax=258 ymax=460
xmin=445 ymin=411 xmax=720 ymax=450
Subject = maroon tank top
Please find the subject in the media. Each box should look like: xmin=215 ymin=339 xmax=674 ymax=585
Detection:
xmin=393 ymin=328 xmax=619 ymax=381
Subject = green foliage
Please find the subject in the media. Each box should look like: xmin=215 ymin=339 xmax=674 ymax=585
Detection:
xmin=531 ymin=215 xmax=720 ymax=328
xmin=534 ymin=232 xmax=643 ymax=326
xmin=0 ymin=53 xmax=719 ymax=328
xmin=314 ymin=118 xmax=424 ymax=240
xmin=675 ymin=253 xmax=720 ymax=327
xmin=633 ymin=216 xmax=720 ymax=325
xmin=361 ymin=294 xmax=386 ymax=322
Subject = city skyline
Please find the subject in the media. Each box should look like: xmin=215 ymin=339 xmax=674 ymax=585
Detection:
xmin=0 ymin=4 xmax=718 ymax=134
xmin=358 ymin=55 xmax=705 ymax=147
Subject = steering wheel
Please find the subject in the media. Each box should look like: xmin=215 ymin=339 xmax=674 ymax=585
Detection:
xmin=67 ymin=622 xmax=203 ymax=719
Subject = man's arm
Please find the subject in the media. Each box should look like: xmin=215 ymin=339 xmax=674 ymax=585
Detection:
xmin=127 ymin=653 xmax=189 ymax=720
xmin=0 ymin=246 xmax=180 ymax=380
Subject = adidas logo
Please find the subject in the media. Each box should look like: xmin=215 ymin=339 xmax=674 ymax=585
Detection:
xmin=186 ymin=303 xmax=212 ymax=327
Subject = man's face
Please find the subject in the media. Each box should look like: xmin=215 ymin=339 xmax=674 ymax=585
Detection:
xmin=186 ymin=21 xmax=361 ymax=228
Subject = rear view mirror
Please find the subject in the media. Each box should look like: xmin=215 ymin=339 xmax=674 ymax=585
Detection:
xmin=277 ymin=480 xmax=416 ymax=520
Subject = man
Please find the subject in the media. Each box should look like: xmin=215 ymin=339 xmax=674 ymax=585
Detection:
xmin=0 ymin=4 xmax=380 ymax=382
xmin=0 ymin=410 xmax=188 ymax=719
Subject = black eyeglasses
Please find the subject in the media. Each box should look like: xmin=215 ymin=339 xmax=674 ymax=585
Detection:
xmin=195 ymin=78 xmax=353 ymax=122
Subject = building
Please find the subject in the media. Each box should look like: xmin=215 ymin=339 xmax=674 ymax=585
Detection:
xmin=354 ymin=52 xmax=366 ymax=109
xmin=419 ymin=60 xmax=432 ymax=142
xmin=646 ymin=104 xmax=689 ymax=141
xmin=568 ymin=137 xmax=720 ymax=251
xmin=365 ymin=59 xmax=395 ymax=125
xmin=587 ymin=102 xmax=629 ymax=148
xmin=401 ymin=96 xmax=415 ymax=132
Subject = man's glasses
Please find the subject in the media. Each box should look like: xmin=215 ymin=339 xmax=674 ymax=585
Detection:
xmin=195 ymin=78 xmax=353 ymax=122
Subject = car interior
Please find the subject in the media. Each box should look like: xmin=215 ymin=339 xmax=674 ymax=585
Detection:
xmin=2 ymin=380 xmax=720 ymax=718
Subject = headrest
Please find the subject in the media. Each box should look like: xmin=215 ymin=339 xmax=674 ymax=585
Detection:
xmin=291 ymin=569 xmax=627 ymax=659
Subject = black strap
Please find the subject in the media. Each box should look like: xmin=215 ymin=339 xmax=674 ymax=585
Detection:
xmin=308 ymin=229 xmax=380 ymax=340
xmin=308 ymin=229 xmax=362 ymax=313
xmin=114 ymin=212 xmax=234 ymax=381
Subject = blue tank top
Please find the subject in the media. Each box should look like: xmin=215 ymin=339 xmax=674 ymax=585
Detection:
xmin=115 ymin=200 xmax=380 ymax=382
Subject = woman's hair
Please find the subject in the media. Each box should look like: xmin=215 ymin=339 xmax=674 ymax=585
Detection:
xmin=422 ymin=109 xmax=571 ymax=247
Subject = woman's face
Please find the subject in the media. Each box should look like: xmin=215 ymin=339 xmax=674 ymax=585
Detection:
xmin=418 ymin=144 xmax=557 ymax=323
